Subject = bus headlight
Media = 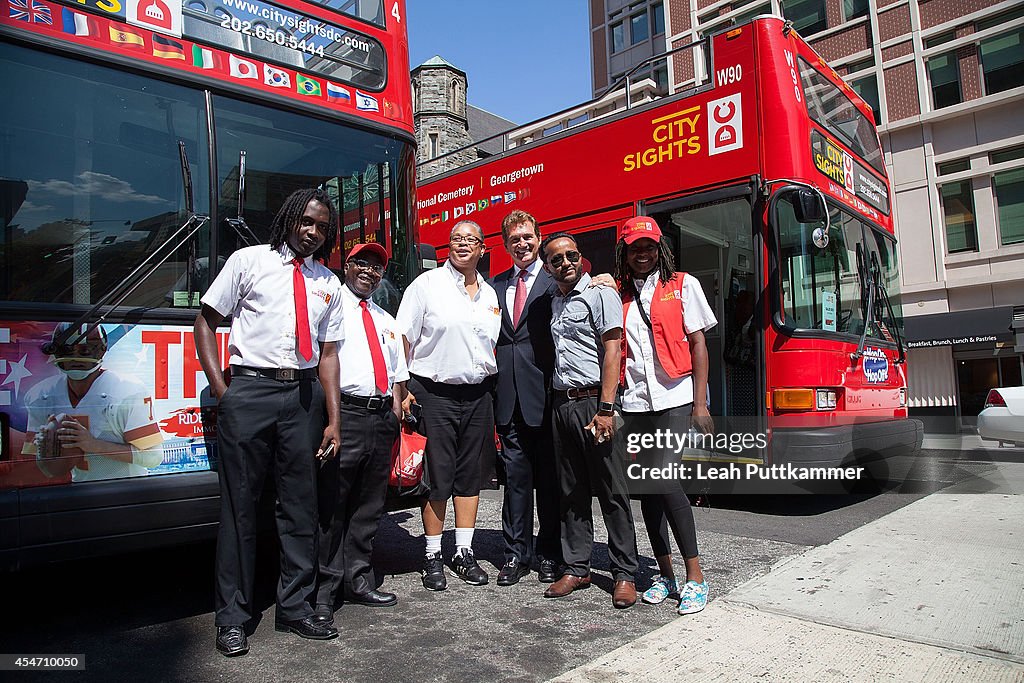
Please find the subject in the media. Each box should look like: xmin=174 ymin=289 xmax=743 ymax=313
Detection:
xmin=816 ymin=389 xmax=837 ymax=410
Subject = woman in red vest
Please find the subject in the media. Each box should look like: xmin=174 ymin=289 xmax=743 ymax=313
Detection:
xmin=615 ymin=216 xmax=718 ymax=615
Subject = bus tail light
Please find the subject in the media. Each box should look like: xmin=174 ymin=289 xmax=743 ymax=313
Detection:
xmin=985 ymin=390 xmax=1007 ymax=408
xmin=773 ymin=389 xmax=815 ymax=411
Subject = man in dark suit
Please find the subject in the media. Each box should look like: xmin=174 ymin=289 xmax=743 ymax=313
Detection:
xmin=492 ymin=209 xmax=562 ymax=586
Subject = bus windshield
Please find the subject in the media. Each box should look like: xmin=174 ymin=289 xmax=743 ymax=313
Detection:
xmin=775 ymin=195 xmax=901 ymax=344
xmin=0 ymin=43 xmax=414 ymax=312
xmin=799 ymin=58 xmax=884 ymax=175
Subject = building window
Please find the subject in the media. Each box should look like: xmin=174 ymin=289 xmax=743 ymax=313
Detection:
xmin=924 ymin=31 xmax=956 ymax=49
xmin=652 ymin=2 xmax=665 ymax=35
xmin=850 ymin=74 xmax=881 ymax=125
xmin=979 ymin=29 xmax=1024 ymax=96
xmin=428 ymin=133 xmax=438 ymax=159
xmin=611 ymin=22 xmax=625 ymax=53
xmin=940 ymin=181 xmax=978 ymax=253
xmin=937 ymin=159 xmax=971 ymax=175
xmin=843 ymin=0 xmax=868 ymax=21
xmin=994 ymin=168 xmax=1024 ymax=245
xmin=782 ymin=0 xmax=827 ymax=36
xmin=448 ymin=79 xmax=461 ymax=114
xmin=928 ymin=52 xmax=962 ymax=109
xmin=631 ymin=12 xmax=649 ymax=45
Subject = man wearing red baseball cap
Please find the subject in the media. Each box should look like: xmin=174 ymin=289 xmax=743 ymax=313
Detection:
xmin=614 ymin=215 xmax=717 ymax=617
xmin=313 ymin=240 xmax=409 ymax=624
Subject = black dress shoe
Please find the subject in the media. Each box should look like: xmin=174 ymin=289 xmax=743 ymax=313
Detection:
xmin=274 ymin=616 xmax=338 ymax=640
xmin=537 ymin=558 xmax=559 ymax=583
xmin=346 ymin=589 xmax=398 ymax=607
xmin=216 ymin=625 xmax=249 ymax=657
xmin=310 ymin=604 xmax=334 ymax=628
xmin=496 ymin=558 xmax=530 ymax=586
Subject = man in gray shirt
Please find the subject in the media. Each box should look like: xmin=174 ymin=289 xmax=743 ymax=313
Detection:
xmin=540 ymin=232 xmax=639 ymax=609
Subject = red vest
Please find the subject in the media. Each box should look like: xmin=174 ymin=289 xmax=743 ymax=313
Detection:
xmin=620 ymin=272 xmax=692 ymax=386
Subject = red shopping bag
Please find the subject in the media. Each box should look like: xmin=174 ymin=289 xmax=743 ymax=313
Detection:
xmin=389 ymin=424 xmax=427 ymax=495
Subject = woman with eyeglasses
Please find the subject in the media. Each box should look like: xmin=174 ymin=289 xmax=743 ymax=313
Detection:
xmin=396 ymin=220 xmax=502 ymax=592
xmin=615 ymin=216 xmax=717 ymax=616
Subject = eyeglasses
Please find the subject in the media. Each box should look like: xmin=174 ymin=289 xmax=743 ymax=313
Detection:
xmin=547 ymin=250 xmax=581 ymax=269
xmin=349 ymin=258 xmax=384 ymax=275
xmin=450 ymin=235 xmax=483 ymax=246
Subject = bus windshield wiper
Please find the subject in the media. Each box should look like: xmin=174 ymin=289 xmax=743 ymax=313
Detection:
xmin=850 ymin=243 xmax=875 ymax=362
xmin=43 ymin=142 xmax=209 ymax=353
xmin=875 ymin=279 xmax=906 ymax=364
xmin=223 ymin=150 xmax=259 ymax=247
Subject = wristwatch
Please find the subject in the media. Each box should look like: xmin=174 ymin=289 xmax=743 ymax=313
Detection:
xmin=597 ymin=401 xmax=615 ymax=415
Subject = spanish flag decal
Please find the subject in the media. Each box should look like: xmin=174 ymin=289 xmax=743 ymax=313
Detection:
xmin=109 ymin=26 xmax=145 ymax=48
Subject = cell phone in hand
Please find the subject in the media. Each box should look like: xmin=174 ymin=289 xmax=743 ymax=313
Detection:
xmin=317 ymin=442 xmax=336 ymax=467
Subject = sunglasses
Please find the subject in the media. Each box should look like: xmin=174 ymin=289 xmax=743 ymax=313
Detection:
xmin=547 ymin=250 xmax=581 ymax=269
xmin=349 ymin=258 xmax=384 ymax=275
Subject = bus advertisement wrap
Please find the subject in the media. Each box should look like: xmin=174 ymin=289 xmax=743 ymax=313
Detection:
xmin=1 ymin=321 xmax=219 ymax=490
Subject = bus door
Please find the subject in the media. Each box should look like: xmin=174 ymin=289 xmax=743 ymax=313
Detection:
xmin=646 ymin=188 xmax=765 ymax=460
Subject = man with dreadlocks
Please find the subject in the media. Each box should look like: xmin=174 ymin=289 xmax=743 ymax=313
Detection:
xmin=614 ymin=215 xmax=717 ymax=617
xmin=195 ymin=188 xmax=344 ymax=656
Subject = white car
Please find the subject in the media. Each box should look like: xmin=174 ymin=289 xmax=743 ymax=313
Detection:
xmin=977 ymin=386 xmax=1024 ymax=447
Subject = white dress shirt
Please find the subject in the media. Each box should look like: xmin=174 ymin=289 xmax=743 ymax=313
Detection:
xmin=201 ymin=244 xmax=344 ymax=370
xmin=504 ymin=256 xmax=543 ymax=313
xmin=621 ymin=271 xmax=718 ymax=412
xmin=338 ymin=284 xmax=410 ymax=396
xmin=396 ymin=260 xmax=500 ymax=384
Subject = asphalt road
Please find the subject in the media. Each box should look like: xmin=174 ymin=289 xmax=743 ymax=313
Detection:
xmin=0 ymin=446 xmax=1009 ymax=683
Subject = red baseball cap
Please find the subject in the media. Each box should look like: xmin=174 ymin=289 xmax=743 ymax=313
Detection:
xmin=347 ymin=242 xmax=389 ymax=266
xmin=619 ymin=216 xmax=663 ymax=244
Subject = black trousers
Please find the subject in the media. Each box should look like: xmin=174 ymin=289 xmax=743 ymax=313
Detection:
xmin=634 ymin=404 xmax=699 ymax=559
xmin=315 ymin=403 xmax=400 ymax=608
xmin=552 ymin=394 xmax=638 ymax=581
xmin=497 ymin=402 xmax=561 ymax=565
xmin=214 ymin=374 xmax=322 ymax=626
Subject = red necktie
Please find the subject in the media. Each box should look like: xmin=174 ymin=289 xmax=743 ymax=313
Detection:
xmin=360 ymin=300 xmax=389 ymax=394
xmin=292 ymin=258 xmax=313 ymax=362
xmin=512 ymin=268 xmax=528 ymax=327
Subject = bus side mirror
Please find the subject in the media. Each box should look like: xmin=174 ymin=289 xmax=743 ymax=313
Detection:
xmin=792 ymin=188 xmax=826 ymax=224
xmin=416 ymin=243 xmax=438 ymax=270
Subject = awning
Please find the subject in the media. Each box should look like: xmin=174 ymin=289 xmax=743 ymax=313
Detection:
xmin=904 ymin=306 xmax=1014 ymax=348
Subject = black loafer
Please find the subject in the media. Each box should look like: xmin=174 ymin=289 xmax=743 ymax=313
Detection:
xmin=310 ymin=604 xmax=334 ymax=628
xmin=496 ymin=558 xmax=530 ymax=586
xmin=216 ymin=625 xmax=249 ymax=657
xmin=537 ymin=558 xmax=559 ymax=583
xmin=274 ymin=617 xmax=338 ymax=640
xmin=346 ymin=589 xmax=398 ymax=607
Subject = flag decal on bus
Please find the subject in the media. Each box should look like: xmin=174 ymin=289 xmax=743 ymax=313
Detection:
xmin=355 ymin=91 xmax=379 ymax=112
xmin=61 ymin=8 xmax=98 ymax=37
xmin=152 ymin=34 xmax=185 ymax=60
xmin=229 ymin=54 xmax=258 ymax=79
xmin=327 ymin=83 xmax=351 ymax=104
xmin=109 ymin=26 xmax=145 ymax=48
xmin=10 ymin=0 xmax=52 ymax=24
xmin=192 ymin=45 xmax=221 ymax=70
xmin=297 ymin=74 xmax=322 ymax=97
xmin=264 ymin=64 xmax=291 ymax=88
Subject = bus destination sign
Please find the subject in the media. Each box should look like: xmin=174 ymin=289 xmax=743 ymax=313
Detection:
xmin=811 ymin=131 xmax=889 ymax=217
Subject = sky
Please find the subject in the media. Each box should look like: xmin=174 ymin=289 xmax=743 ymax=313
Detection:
xmin=406 ymin=1 xmax=592 ymax=125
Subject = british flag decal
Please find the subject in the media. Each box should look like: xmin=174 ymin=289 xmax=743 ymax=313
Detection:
xmin=9 ymin=0 xmax=52 ymax=24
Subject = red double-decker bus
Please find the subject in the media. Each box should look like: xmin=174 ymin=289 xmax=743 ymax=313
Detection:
xmin=0 ymin=0 xmax=416 ymax=567
xmin=417 ymin=16 xmax=922 ymax=470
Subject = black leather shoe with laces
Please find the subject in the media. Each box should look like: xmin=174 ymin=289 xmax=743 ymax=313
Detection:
xmin=422 ymin=551 xmax=447 ymax=591
xmin=216 ymin=625 xmax=249 ymax=657
xmin=496 ymin=557 xmax=530 ymax=586
xmin=274 ymin=617 xmax=339 ymax=640
xmin=451 ymin=549 xmax=489 ymax=585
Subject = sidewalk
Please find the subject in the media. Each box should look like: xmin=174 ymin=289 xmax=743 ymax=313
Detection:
xmin=922 ymin=433 xmax=1024 ymax=453
xmin=552 ymin=463 xmax=1024 ymax=682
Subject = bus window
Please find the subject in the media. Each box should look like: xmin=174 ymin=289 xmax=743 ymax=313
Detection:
xmin=0 ymin=44 xmax=210 ymax=308
xmin=570 ymin=227 xmax=617 ymax=277
xmin=864 ymin=226 xmax=904 ymax=343
xmin=777 ymin=201 xmax=865 ymax=337
xmin=798 ymin=58 xmax=883 ymax=175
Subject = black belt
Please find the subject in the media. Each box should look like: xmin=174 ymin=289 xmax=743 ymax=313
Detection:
xmin=232 ymin=366 xmax=318 ymax=381
xmin=340 ymin=392 xmax=392 ymax=411
xmin=555 ymin=386 xmax=602 ymax=400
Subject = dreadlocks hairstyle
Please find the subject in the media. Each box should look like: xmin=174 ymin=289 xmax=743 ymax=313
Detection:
xmin=614 ymin=237 xmax=676 ymax=299
xmin=268 ymin=187 xmax=339 ymax=263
